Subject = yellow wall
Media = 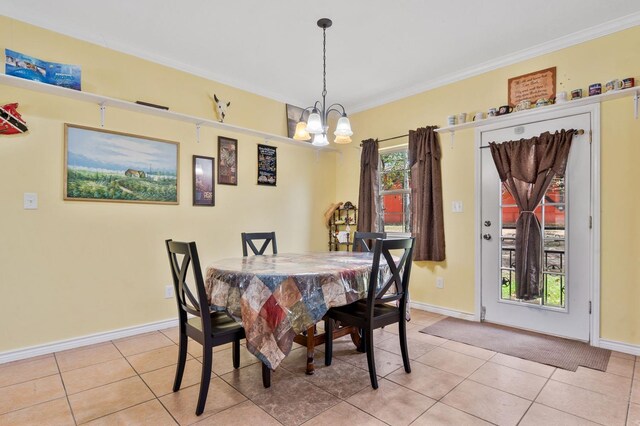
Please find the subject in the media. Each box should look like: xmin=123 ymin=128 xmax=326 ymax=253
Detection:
xmin=337 ymin=26 xmax=640 ymax=345
xmin=0 ymin=17 xmax=337 ymax=352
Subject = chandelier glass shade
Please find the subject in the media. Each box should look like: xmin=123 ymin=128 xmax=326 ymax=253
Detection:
xmin=293 ymin=18 xmax=353 ymax=146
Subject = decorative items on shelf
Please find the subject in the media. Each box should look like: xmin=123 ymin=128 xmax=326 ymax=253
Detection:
xmin=5 ymin=49 xmax=82 ymax=91
xmin=327 ymin=201 xmax=357 ymax=251
xmin=0 ymin=103 xmax=28 ymax=135
xmin=210 ymin=93 xmax=231 ymax=122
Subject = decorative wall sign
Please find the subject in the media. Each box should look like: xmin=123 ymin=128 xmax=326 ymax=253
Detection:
xmin=286 ymin=104 xmax=310 ymax=139
xmin=5 ymin=49 xmax=81 ymax=90
xmin=508 ymin=67 xmax=556 ymax=107
xmin=193 ymin=155 xmax=215 ymax=206
xmin=64 ymin=124 xmax=179 ymax=204
xmin=0 ymin=103 xmax=28 ymax=135
xmin=217 ymin=136 xmax=238 ymax=185
xmin=257 ymin=144 xmax=277 ymax=186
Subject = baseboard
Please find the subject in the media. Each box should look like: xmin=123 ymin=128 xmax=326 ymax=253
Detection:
xmin=0 ymin=317 xmax=179 ymax=365
xmin=598 ymin=339 xmax=640 ymax=356
xmin=410 ymin=301 xmax=476 ymax=321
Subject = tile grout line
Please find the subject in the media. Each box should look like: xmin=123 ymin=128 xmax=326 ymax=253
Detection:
xmin=53 ymin=351 xmax=79 ymax=426
xmin=514 ymin=366 xmax=555 ymax=426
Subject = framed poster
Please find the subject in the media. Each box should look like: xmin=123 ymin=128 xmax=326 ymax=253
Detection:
xmin=257 ymin=144 xmax=277 ymax=186
xmin=64 ymin=124 xmax=179 ymax=204
xmin=286 ymin=104 xmax=310 ymax=139
xmin=217 ymin=136 xmax=238 ymax=185
xmin=193 ymin=155 xmax=215 ymax=206
xmin=508 ymin=67 xmax=556 ymax=107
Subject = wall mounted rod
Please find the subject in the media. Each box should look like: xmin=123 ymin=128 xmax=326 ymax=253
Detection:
xmin=478 ymin=129 xmax=584 ymax=149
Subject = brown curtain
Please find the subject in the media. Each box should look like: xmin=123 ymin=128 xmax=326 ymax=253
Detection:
xmin=409 ymin=126 xmax=445 ymax=261
xmin=489 ymin=130 xmax=574 ymax=300
xmin=357 ymin=139 xmax=380 ymax=233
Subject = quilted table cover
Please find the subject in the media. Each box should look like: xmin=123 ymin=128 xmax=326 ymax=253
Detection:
xmin=205 ymin=252 xmax=383 ymax=370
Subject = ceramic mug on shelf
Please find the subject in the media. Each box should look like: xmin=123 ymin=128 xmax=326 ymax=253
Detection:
xmin=497 ymin=105 xmax=513 ymax=116
xmin=447 ymin=115 xmax=456 ymax=126
xmin=571 ymin=88 xmax=583 ymax=100
xmin=514 ymin=99 xmax=531 ymax=112
xmin=473 ymin=112 xmax=485 ymax=121
xmin=457 ymin=112 xmax=467 ymax=124
xmin=605 ymin=79 xmax=624 ymax=92
xmin=588 ymin=83 xmax=602 ymax=96
xmin=623 ymin=77 xmax=635 ymax=89
xmin=487 ymin=107 xmax=497 ymax=117
xmin=555 ymin=91 xmax=567 ymax=103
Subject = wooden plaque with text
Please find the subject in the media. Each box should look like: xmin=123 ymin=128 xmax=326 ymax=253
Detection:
xmin=508 ymin=67 xmax=556 ymax=106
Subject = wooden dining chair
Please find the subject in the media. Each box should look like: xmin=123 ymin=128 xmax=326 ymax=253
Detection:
xmin=241 ymin=232 xmax=277 ymax=256
xmin=165 ymin=239 xmax=246 ymax=416
xmin=352 ymin=231 xmax=387 ymax=252
xmin=324 ymin=237 xmax=415 ymax=389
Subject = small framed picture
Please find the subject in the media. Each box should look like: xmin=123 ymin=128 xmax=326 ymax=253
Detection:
xmin=257 ymin=144 xmax=277 ymax=186
xmin=193 ymin=155 xmax=215 ymax=206
xmin=217 ymin=136 xmax=238 ymax=185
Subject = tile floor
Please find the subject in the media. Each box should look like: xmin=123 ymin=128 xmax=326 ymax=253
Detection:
xmin=0 ymin=310 xmax=638 ymax=425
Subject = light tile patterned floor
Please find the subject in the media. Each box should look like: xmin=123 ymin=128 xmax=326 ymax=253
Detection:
xmin=0 ymin=309 xmax=638 ymax=425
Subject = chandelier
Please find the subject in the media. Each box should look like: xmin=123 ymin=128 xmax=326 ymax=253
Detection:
xmin=293 ymin=18 xmax=353 ymax=146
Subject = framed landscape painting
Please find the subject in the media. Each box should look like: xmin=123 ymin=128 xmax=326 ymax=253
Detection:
xmin=64 ymin=124 xmax=179 ymax=204
xmin=193 ymin=155 xmax=215 ymax=206
xmin=217 ymin=136 xmax=237 ymax=185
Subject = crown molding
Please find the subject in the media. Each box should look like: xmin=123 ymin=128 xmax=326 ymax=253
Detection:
xmin=4 ymin=11 xmax=640 ymax=113
xmin=349 ymin=11 xmax=640 ymax=113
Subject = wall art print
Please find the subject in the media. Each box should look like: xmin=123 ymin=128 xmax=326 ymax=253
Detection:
xmin=64 ymin=124 xmax=179 ymax=204
xmin=193 ymin=155 xmax=215 ymax=206
xmin=257 ymin=144 xmax=277 ymax=186
xmin=217 ymin=136 xmax=238 ymax=185
xmin=6 ymin=49 xmax=82 ymax=90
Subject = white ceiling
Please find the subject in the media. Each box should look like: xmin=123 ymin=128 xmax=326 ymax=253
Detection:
xmin=2 ymin=1 xmax=640 ymax=113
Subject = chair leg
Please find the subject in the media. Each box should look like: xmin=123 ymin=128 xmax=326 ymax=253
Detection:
xmin=196 ymin=345 xmax=212 ymax=416
xmin=324 ymin=318 xmax=333 ymax=366
xmin=173 ymin=330 xmax=188 ymax=392
xmin=398 ymin=318 xmax=411 ymax=373
xmin=262 ymin=362 xmax=271 ymax=388
xmin=357 ymin=327 xmax=366 ymax=353
xmin=232 ymin=338 xmax=241 ymax=369
xmin=365 ymin=326 xmax=378 ymax=389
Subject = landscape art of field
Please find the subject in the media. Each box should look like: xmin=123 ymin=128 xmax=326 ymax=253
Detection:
xmin=65 ymin=125 xmax=179 ymax=204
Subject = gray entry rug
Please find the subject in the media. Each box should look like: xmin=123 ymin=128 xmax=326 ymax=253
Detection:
xmin=420 ymin=317 xmax=611 ymax=371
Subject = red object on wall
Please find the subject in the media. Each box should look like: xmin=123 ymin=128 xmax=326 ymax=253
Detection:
xmin=0 ymin=103 xmax=28 ymax=135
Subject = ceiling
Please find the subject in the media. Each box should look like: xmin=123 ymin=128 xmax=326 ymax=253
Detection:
xmin=2 ymin=1 xmax=640 ymax=113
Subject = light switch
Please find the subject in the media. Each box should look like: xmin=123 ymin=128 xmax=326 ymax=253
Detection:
xmin=24 ymin=193 xmax=38 ymax=209
xmin=452 ymin=201 xmax=463 ymax=213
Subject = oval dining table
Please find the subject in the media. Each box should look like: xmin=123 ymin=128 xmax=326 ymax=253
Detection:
xmin=204 ymin=251 xmax=386 ymax=374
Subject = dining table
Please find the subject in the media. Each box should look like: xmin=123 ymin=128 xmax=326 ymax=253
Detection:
xmin=204 ymin=251 xmax=390 ymax=374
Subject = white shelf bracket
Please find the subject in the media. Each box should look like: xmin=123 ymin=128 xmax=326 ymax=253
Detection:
xmin=195 ymin=123 xmax=202 ymax=143
xmin=634 ymin=91 xmax=639 ymax=119
xmin=99 ymin=103 xmax=106 ymax=128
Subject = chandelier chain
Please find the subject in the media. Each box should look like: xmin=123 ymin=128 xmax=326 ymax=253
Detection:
xmin=322 ymin=26 xmax=327 ymax=98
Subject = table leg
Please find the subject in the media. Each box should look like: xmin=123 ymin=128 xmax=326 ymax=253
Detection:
xmin=305 ymin=325 xmax=315 ymax=375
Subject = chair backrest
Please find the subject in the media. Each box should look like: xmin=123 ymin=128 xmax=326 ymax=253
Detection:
xmin=352 ymin=231 xmax=387 ymax=252
xmin=241 ymin=232 xmax=278 ymax=256
xmin=367 ymin=237 xmax=415 ymax=308
xmin=165 ymin=239 xmax=210 ymax=333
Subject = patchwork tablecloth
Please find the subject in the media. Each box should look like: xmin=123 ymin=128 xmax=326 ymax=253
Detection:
xmin=205 ymin=252 xmax=380 ymax=370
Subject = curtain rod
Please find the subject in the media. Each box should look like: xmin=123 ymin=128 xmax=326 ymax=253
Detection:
xmin=359 ymin=133 xmax=408 ymax=146
xmin=478 ymin=129 xmax=584 ymax=149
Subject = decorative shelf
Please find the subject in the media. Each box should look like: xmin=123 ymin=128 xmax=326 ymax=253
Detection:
xmin=0 ymin=73 xmax=339 ymax=152
xmin=435 ymin=86 xmax=639 ymax=139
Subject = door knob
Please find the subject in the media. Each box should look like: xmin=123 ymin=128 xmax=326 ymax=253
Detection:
xmin=484 ymin=220 xmax=492 ymax=227
xmin=483 ymin=234 xmax=492 ymax=241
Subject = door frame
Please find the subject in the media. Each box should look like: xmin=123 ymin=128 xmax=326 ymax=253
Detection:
xmin=473 ymin=103 xmax=601 ymax=346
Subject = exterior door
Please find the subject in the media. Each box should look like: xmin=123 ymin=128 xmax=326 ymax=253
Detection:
xmin=479 ymin=110 xmax=592 ymax=341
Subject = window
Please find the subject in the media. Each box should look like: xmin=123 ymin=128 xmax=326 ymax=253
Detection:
xmin=378 ymin=148 xmax=411 ymax=235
